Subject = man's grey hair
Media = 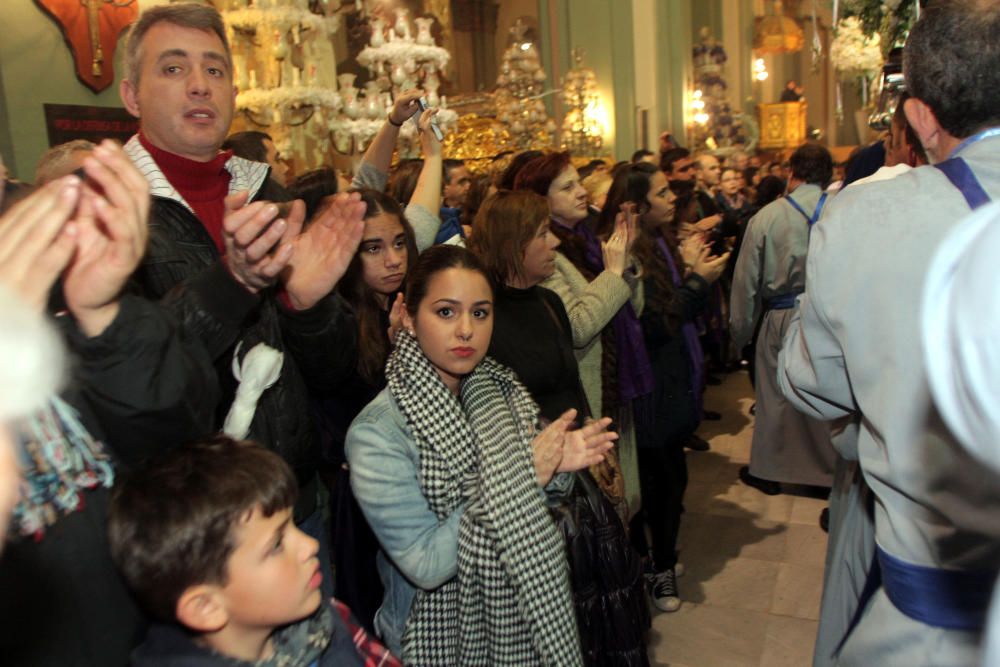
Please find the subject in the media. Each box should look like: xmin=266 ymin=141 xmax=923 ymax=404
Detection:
xmin=34 ymin=140 xmax=96 ymax=185
xmin=903 ymin=0 xmax=1000 ymax=139
xmin=122 ymin=3 xmax=231 ymax=86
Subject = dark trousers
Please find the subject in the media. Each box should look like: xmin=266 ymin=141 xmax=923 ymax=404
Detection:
xmin=630 ymin=441 xmax=688 ymax=571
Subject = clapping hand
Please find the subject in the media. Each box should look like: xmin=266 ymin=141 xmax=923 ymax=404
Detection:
xmin=222 ymin=192 xmax=300 ymax=292
xmin=558 ymin=416 xmax=616 ymax=473
xmin=531 ymin=410 xmax=617 ymax=486
xmin=0 ymin=176 xmax=81 ymax=311
xmin=281 ymin=191 xmax=366 ymax=310
xmin=62 ymin=140 xmax=151 ymax=336
xmin=387 ymin=292 xmax=405 ymax=344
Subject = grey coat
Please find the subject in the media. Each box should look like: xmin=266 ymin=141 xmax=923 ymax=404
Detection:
xmin=778 ymin=136 xmax=1000 ymax=665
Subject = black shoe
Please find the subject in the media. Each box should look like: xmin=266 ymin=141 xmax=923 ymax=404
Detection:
xmin=819 ymin=507 xmax=830 ymax=533
xmin=685 ymin=435 xmax=711 ymax=452
xmin=703 ymin=410 xmax=722 ymax=421
xmin=738 ymin=466 xmax=781 ymax=495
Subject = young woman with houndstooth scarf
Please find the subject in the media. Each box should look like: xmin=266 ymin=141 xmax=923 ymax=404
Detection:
xmin=347 ymin=245 xmax=617 ymax=665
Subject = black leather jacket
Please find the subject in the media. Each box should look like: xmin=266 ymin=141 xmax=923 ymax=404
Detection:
xmin=129 ymin=145 xmax=357 ymax=520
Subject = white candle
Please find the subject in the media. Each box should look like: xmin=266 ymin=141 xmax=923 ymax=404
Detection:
xmin=249 ymin=69 xmax=257 ymax=89
xmin=293 ymin=68 xmax=301 ymax=87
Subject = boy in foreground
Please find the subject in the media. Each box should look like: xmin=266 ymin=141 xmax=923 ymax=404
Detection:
xmin=108 ymin=436 xmax=399 ymax=666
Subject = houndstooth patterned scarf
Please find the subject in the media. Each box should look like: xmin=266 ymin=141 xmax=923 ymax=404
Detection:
xmin=386 ymin=332 xmax=582 ymax=666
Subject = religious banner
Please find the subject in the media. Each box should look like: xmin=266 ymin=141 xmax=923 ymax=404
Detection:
xmin=35 ymin=0 xmax=139 ymax=93
xmin=44 ymin=104 xmax=139 ymax=147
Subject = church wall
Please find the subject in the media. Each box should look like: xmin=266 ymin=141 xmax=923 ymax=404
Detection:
xmin=0 ymin=0 xmax=169 ymax=181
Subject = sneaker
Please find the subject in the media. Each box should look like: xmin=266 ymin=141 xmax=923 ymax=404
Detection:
xmin=648 ymin=568 xmax=681 ymax=612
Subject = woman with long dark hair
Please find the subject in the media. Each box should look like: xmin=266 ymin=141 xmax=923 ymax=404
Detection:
xmin=347 ymin=245 xmax=615 ymax=663
xmin=306 ymin=187 xmax=418 ymax=632
xmin=600 ymin=161 xmax=729 ymax=613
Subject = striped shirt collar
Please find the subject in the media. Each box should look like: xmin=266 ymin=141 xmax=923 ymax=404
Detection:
xmin=124 ymin=134 xmax=269 ymax=214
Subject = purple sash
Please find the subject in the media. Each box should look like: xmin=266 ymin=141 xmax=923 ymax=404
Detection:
xmin=559 ymin=220 xmax=654 ymax=404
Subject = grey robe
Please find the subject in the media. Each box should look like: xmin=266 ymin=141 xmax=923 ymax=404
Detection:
xmin=730 ymin=183 xmax=836 ymax=486
xmin=778 ymin=135 xmax=1000 ymax=666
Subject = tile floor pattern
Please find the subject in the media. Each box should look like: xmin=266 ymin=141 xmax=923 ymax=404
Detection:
xmin=647 ymin=370 xmax=829 ymax=667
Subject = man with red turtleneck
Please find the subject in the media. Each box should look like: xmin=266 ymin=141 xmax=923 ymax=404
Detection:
xmin=117 ymin=3 xmax=362 ymax=577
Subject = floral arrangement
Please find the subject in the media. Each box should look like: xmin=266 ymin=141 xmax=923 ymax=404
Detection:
xmin=236 ymin=86 xmax=344 ymax=114
xmin=835 ymin=0 xmax=917 ymax=54
xmin=830 ymin=17 xmax=883 ymax=75
xmin=224 ymin=7 xmax=341 ymax=37
xmin=357 ymin=42 xmax=451 ymax=72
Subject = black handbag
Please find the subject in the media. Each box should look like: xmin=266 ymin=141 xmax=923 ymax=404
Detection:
xmin=550 ymin=472 xmax=651 ymax=667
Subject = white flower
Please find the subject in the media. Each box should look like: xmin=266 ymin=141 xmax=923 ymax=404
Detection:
xmin=831 ymin=17 xmax=883 ymax=74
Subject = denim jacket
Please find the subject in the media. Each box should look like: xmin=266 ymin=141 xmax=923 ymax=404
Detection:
xmin=345 ymin=388 xmax=573 ymax=654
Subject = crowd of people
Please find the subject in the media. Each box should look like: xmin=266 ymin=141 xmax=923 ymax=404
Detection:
xmin=0 ymin=1 xmax=999 ymax=665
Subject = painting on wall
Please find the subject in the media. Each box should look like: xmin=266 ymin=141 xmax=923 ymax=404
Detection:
xmin=34 ymin=0 xmax=139 ymax=93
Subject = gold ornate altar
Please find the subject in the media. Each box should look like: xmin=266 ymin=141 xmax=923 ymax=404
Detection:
xmin=757 ymin=101 xmax=807 ymax=150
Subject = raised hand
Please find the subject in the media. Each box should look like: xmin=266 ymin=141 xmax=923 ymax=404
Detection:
xmin=679 ymin=234 xmax=706 ymax=270
xmin=694 ymin=214 xmax=722 ymax=232
xmin=281 ymin=191 xmax=366 ymax=310
xmin=387 ymin=292 xmax=405 ymax=344
xmin=531 ymin=409 xmax=575 ymax=487
xmin=601 ymin=212 xmax=630 ymax=276
xmin=691 ymin=247 xmax=731 ymax=285
xmin=62 ymin=140 xmax=151 ymax=336
xmin=390 ymin=89 xmax=424 ymax=127
xmin=418 ymin=106 xmax=442 ymax=157
xmin=558 ymin=416 xmax=616 ymax=473
xmin=0 ymin=176 xmax=81 ymax=311
xmin=621 ymin=202 xmax=640 ymax=255
xmin=221 ymin=191 xmax=298 ymax=292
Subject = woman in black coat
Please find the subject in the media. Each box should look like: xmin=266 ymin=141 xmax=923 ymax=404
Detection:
xmin=468 ymin=189 xmax=650 ymax=667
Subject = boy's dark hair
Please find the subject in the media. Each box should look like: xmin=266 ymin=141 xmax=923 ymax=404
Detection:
xmin=222 ymin=131 xmax=272 ymax=164
xmin=789 ymin=142 xmax=833 ymax=188
xmin=660 ymin=147 xmax=691 ymax=175
xmin=107 ymin=436 xmax=298 ymax=623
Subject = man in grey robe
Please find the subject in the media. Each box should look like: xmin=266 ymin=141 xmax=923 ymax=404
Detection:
xmin=778 ymin=2 xmax=1000 ymax=664
xmin=730 ymin=143 xmax=837 ymax=492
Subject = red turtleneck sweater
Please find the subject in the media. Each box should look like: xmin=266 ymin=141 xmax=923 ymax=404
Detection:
xmin=139 ymin=133 xmax=232 ymax=254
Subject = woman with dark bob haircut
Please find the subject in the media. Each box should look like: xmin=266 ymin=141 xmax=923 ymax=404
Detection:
xmin=514 ymin=151 xmax=645 ymax=523
xmin=469 ymin=189 xmax=651 ymax=665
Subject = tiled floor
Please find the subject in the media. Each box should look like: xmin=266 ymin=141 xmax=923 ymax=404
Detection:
xmin=647 ymin=370 xmax=829 ymax=667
